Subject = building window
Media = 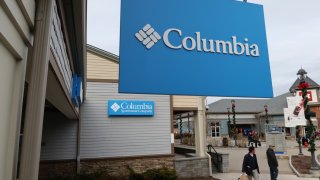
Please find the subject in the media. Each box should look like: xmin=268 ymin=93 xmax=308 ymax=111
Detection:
xmin=211 ymin=122 xmax=220 ymax=137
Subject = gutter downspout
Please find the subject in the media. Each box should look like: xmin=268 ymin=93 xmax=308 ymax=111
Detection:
xmin=205 ymin=152 xmax=213 ymax=177
xmin=203 ymin=97 xmax=212 ymax=177
xmin=76 ymin=114 xmax=81 ymax=174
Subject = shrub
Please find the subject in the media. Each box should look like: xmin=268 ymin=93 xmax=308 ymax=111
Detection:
xmin=129 ymin=167 xmax=177 ymax=180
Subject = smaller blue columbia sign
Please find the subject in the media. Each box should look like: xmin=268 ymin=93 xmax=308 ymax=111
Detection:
xmin=108 ymin=100 xmax=154 ymax=116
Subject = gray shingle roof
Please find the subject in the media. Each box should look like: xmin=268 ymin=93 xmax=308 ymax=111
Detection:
xmin=259 ymin=92 xmax=291 ymax=115
xmin=208 ymin=92 xmax=292 ymax=115
xmin=87 ymin=44 xmax=119 ymax=63
xmin=208 ymin=99 xmax=268 ymax=113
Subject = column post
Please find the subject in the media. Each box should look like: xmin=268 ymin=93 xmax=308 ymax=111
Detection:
xmin=194 ymin=97 xmax=206 ymax=157
xmin=19 ymin=0 xmax=54 ymax=179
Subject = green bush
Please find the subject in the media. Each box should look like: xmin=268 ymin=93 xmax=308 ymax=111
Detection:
xmin=129 ymin=167 xmax=177 ymax=180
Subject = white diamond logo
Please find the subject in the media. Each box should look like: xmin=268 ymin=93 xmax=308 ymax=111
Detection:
xmin=135 ymin=24 xmax=161 ymax=49
xmin=111 ymin=103 xmax=121 ymax=112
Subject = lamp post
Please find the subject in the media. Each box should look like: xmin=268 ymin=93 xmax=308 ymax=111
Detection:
xmin=291 ymin=89 xmax=303 ymax=155
xmin=297 ymin=68 xmax=319 ymax=171
xmin=231 ymin=100 xmax=237 ymax=146
xmin=227 ymin=107 xmax=231 ymax=138
xmin=296 ymin=125 xmax=303 ymax=156
xmin=264 ymin=105 xmax=269 ymax=124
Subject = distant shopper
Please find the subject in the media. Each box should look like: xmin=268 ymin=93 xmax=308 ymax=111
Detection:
xmin=253 ymin=131 xmax=258 ymax=148
xmin=242 ymin=147 xmax=260 ymax=180
xmin=266 ymin=145 xmax=278 ymax=180
xmin=248 ymin=131 xmax=253 ymax=146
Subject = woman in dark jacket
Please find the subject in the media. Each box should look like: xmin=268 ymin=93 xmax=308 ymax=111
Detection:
xmin=242 ymin=147 xmax=260 ymax=180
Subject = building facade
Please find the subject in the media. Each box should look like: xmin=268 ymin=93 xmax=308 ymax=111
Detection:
xmin=0 ymin=0 xmax=87 ymax=179
xmin=206 ymin=69 xmax=320 ymax=144
xmin=78 ymin=45 xmax=174 ymax=175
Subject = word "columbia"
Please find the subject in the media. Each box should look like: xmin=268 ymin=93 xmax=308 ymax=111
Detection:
xmin=121 ymin=102 xmax=153 ymax=110
xmin=163 ymin=28 xmax=260 ymax=57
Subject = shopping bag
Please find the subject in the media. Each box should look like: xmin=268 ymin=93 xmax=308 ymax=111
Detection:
xmin=239 ymin=173 xmax=249 ymax=180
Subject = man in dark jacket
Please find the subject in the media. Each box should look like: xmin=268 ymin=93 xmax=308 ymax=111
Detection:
xmin=266 ymin=145 xmax=278 ymax=180
xmin=242 ymin=147 xmax=260 ymax=180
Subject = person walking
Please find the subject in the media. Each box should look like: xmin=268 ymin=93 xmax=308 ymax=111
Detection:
xmin=242 ymin=147 xmax=260 ymax=180
xmin=248 ymin=131 xmax=253 ymax=147
xmin=266 ymin=145 xmax=278 ymax=180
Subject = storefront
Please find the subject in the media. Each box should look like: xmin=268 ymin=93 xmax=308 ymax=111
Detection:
xmin=78 ymin=45 xmax=174 ymax=175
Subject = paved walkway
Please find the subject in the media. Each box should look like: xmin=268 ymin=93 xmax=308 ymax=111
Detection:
xmin=210 ymin=140 xmax=320 ymax=179
xmin=213 ymin=173 xmax=319 ymax=180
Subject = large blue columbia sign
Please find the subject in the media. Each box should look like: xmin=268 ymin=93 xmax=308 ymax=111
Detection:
xmin=108 ymin=100 xmax=154 ymax=116
xmin=119 ymin=0 xmax=273 ymax=98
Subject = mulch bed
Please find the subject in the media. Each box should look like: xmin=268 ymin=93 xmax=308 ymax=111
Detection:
xmin=291 ymin=155 xmax=311 ymax=174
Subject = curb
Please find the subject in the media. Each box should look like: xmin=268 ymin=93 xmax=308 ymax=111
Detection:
xmin=316 ymin=154 xmax=320 ymax=167
xmin=289 ymin=155 xmax=301 ymax=177
xmin=289 ymin=155 xmax=320 ymax=178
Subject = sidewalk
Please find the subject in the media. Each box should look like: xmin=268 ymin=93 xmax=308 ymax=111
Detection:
xmin=211 ymin=140 xmax=320 ymax=179
xmin=212 ymin=173 xmax=319 ymax=180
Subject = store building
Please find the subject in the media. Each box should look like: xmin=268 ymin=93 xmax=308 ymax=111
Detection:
xmin=206 ymin=93 xmax=295 ymax=140
xmin=77 ymin=45 xmax=174 ymax=175
xmin=0 ymin=0 xmax=86 ymax=179
xmin=206 ymin=68 xmax=320 ymax=143
xmin=207 ymin=98 xmax=269 ymax=139
xmin=289 ymin=68 xmax=320 ymax=131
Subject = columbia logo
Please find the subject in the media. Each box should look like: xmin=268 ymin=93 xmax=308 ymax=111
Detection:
xmin=111 ymin=103 xmax=120 ymax=112
xmin=135 ymin=24 xmax=161 ymax=49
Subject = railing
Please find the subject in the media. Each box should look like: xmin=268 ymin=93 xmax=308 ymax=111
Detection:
xmin=207 ymin=144 xmax=222 ymax=172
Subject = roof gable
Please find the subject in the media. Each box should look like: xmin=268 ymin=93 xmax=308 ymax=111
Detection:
xmin=87 ymin=44 xmax=119 ymax=64
xmin=289 ymin=76 xmax=320 ymax=93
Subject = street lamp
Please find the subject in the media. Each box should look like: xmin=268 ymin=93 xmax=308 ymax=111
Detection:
xmin=227 ymin=107 xmax=231 ymax=137
xmin=264 ymin=105 xmax=269 ymax=124
xmin=231 ymin=100 xmax=237 ymax=146
xmin=291 ymin=89 xmax=303 ymax=155
xmin=297 ymin=68 xmax=319 ymax=171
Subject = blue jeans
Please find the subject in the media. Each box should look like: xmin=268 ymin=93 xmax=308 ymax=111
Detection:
xmin=270 ymin=166 xmax=278 ymax=180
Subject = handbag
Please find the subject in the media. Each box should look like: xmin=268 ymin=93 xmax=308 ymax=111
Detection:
xmin=239 ymin=173 xmax=249 ymax=180
xmin=258 ymin=141 xmax=261 ymax=146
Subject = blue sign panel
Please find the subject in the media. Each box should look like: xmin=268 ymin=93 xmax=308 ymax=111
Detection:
xmin=108 ymin=100 xmax=154 ymax=116
xmin=71 ymin=74 xmax=83 ymax=107
xmin=119 ymin=0 xmax=273 ymax=98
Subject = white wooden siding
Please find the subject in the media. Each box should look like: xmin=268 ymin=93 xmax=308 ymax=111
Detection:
xmin=0 ymin=6 xmax=26 ymax=59
xmin=87 ymin=52 xmax=119 ymax=80
xmin=16 ymin=0 xmax=35 ymax=28
xmin=50 ymin=1 xmax=72 ymax=94
xmin=2 ymin=0 xmax=32 ymax=43
xmin=0 ymin=1 xmax=34 ymax=179
xmin=40 ymin=112 xmax=78 ymax=160
xmin=80 ymin=82 xmax=171 ymax=158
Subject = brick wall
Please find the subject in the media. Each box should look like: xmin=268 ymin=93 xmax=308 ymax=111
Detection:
xmin=39 ymin=155 xmax=174 ymax=179
xmin=221 ymin=153 xmax=229 ymax=173
xmin=174 ymin=157 xmax=210 ymax=178
xmin=80 ymin=155 xmax=174 ymax=176
xmin=39 ymin=160 xmax=77 ymax=180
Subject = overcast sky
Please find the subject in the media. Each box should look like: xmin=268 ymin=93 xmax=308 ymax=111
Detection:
xmin=87 ymin=0 xmax=320 ymax=104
